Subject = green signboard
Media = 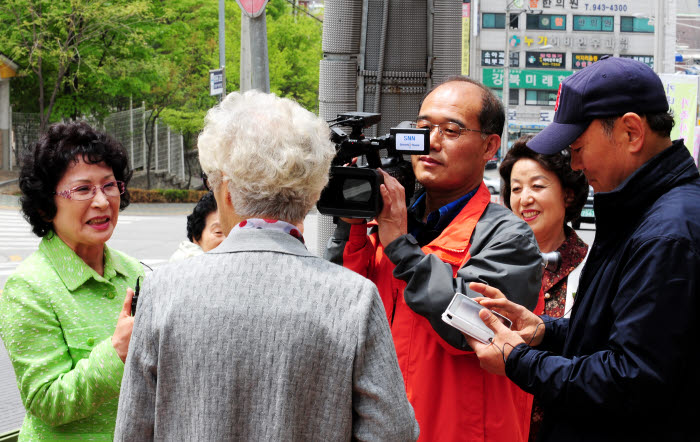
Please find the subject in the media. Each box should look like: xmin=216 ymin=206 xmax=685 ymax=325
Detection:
xmin=483 ymin=68 xmax=574 ymax=90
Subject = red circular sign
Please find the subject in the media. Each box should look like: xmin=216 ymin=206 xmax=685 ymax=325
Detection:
xmin=236 ymin=0 xmax=268 ymax=18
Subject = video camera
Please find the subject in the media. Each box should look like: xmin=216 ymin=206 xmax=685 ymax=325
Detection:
xmin=317 ymin=112 xmax=430 ymax=218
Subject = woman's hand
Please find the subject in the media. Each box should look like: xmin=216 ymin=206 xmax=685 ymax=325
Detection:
xmin=469 ymin=282 xmax=546 ymax=347
xmin=112 ymin=288 xmax=134 ymax=363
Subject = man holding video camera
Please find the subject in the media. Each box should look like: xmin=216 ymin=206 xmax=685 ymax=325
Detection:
xmin=326 ymin=76 xmax=542 ymax=441
xmin=466 ymin=57 xmax=700 ymax=441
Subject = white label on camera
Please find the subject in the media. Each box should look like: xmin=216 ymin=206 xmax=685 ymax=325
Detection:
xmin=396 ymin=133 xmax=426 ymax=152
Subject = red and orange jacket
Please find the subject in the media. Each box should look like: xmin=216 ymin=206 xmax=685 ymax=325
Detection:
xmin=326 ymin=184 xmax=542 ymax=441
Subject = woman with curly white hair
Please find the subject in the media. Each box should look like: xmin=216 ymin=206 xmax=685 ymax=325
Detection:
xmin=115 ymin=90 xmax=419 ymax=441
xmin=198 ymin=90 xmax=335 ymax=230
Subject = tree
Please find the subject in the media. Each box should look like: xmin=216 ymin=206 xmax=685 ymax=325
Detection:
xmin=3 ymin=0 xmax=324 ymax=187
xmin=267 ymin=8 xmax=323 ymax=112
xmin=1 ymin=0 xmax=152 ymax=131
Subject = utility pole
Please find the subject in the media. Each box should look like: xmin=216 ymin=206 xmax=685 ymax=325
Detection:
xmin=502 ymin=2 xmax=511 ymax=161
xmin=219 ymin=0 xmax=226 ymax=100
xmin=653 ymin=0 xmax=662 ymax=73
xmin=238 ymin=0 xmax=270 ymax=92
xmin=501 ymin=0 xmax=527 ymax=160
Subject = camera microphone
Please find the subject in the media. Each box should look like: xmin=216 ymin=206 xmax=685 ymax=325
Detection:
xmin=541 ymin=251 xmax=561 ymax=273
xmin=131 ymin=276 xmax=141 ymax=316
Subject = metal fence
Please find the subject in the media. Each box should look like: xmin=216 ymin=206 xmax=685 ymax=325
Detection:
xmin=10 ymin=107 xmax=185 ymax=182
xmin=9 ymin=112 xmax=41 ymax=170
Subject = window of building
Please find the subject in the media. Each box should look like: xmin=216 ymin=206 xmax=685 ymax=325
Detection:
xmin=526 ymin=14 xmax=566 ymax=30
xmin=509 ymin=13 xmax=520 ymax=29
xmin=481 ymin=51 xmax=520 ymax=67
xmin=573 ymin=15 xmax=613 ymax=32
xmin=483 ymin=13 xmax=505 ymax=29
xmin=492 ymin=88 xmax=519 ymax=106
xmin=525 ymin=90 xmax=557 ymax=106
xmin=620 ymin=16 xmax=654 ymax=33
xmin=482 ymin=13 xmax=519 ymax=29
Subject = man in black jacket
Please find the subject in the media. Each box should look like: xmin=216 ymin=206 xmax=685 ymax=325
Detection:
xmin=468 ymin=56 xmax=700 ymax=441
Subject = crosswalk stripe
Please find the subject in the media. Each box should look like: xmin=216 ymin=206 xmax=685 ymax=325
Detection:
xmin=1 ymin=210 xmax=176 ymax=283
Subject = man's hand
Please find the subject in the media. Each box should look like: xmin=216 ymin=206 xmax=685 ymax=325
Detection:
xmin=465 ymin=309 xmax=526 ymax=376
xmin=376 ymin=169 xmax=408 ymax=246
xmin=469 ymin=282 xmax=545 ymax=347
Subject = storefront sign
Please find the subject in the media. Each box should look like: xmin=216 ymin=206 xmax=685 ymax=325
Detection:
xmin=526 ymin=51 xmax=566 ymax=68
xmin=572 ymin=53 xmax=609 ymax=69
xmin=573 ymin=15 xmax=614 ymax=31
xmin=482 ymin=50 xmax=519 ymax=67
xmin=461 ymin=1 xmax=470 ymax=75
xmin=539 ymin=110 xmax=555 ymax=122
xmin=523 ymin=35 xmax=621 ymax=51
xmin=620 ymin=54 xmax=653 ymax=69
xmin=483 ymin=68 xmax=573 ymax=90
xmin=660 ymin=74 xmax=699 ymax=157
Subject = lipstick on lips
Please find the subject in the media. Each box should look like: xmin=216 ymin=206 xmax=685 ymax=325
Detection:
xmin=521 ymin=211 xmax=540 ymax=222
xmin=87 ymin=216 xmax=111 ymax=230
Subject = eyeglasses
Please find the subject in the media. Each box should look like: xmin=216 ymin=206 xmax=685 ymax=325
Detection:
xmin=415 ymin=119 xmax=490 ymax=139
xmin=55 ymin=181 xmax=126 ymax=201
xmin=201 ymin=172 xmax=211 ymax=191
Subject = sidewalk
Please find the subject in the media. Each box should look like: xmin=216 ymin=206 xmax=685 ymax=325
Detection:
xmin=0 ymin=171 xmax=19 ymax=198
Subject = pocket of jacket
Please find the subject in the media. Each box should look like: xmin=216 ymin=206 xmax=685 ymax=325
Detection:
xmin=63 ymin=325 xmax=106 ymax=365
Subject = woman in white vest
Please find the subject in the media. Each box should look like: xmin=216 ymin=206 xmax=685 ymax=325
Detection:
xmin=498 ymin=134 xmax=590 ymax=442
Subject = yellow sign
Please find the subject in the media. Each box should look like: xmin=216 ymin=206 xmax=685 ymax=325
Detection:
xmin=0 ymin=60 xmax=17 ymax=79
xmin=461 ymin=2 xmax=470 ymax=76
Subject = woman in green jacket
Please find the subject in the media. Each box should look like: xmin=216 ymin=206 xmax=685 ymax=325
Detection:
xmin=0 ymin=121 xmax=143 ymax=441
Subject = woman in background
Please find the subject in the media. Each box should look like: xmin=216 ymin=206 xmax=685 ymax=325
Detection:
xmin=499 ymin=135 xmax=589 ymax=441
xmin=0 ymin=121 xmax=143 ymax=440
xmin=169 ymin=191 xmax=224 ymax=262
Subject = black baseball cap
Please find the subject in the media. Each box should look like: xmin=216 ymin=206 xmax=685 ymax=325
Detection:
xmin=527 ymin=56 xmax=669 ymax=154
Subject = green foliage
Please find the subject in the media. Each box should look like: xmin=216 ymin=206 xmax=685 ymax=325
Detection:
xmin=1 ymin=0 xmax=153 ymax=128
xmin=266 ymin=0 xmax=289 ymax=20
xmin=2 ymin=0 xmax=323 ymax=139
xmin=268 ymin=2 xmax=323 ymax=112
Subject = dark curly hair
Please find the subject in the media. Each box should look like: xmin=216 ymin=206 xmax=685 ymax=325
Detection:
xmin=499 ymin=134 xmax=589 ymax=224
xmin=186 ymin=192 xmax=218 ymax=243
xmin=19 ymin=121 xmax=132 ymax=237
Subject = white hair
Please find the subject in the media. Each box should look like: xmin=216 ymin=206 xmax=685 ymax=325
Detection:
xmin=198 ymin=90 xmax=335 ymax=223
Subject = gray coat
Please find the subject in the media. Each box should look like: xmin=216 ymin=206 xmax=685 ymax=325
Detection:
xmin=115 ymin=227 xmax=419 ymax=441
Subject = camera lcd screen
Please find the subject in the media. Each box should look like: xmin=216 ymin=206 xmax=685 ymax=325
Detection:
xmin=317 ymin=167 xmax=383 ymax=218
xmin=342 ymin=179 xmax=372 ymax=203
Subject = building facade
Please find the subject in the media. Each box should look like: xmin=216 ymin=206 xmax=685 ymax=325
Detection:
xmin=0 ymin=53 xmax=17 ymax=171
xmin=467 ymin=0 xmax=676 ymax=151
